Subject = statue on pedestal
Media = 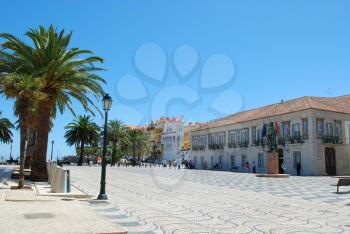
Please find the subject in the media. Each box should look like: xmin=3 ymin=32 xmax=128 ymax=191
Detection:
xmin=267 ymin=122 xmax=277 ymax=152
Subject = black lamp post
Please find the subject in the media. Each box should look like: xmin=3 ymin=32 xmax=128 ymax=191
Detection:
xmin=98 ymin=93 xmax=112 ymax=200
xmin=50 ymin=140 xmax=55 ymax=161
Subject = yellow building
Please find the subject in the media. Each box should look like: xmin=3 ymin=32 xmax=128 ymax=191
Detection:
xmin=183 ymin=122 xmax=200 ymax=155
xmin=147 ymin=121 xmax=163 ymax=160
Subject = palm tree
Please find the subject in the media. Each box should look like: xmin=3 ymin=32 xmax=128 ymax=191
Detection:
xmin=24 ymin=129 xmax=36 ymax=169
xmin=107 ymin=120 xmax=129 ymax=166
xmin=0 ymin=111 xmax=13 ymax=144
xmin=0 ymin=74 xmax=42 ymax=188
xmin=0 ymin=25 xmax=105 ymax=181
xmin=64 ymin=115 xmax=100 ymax=166
xmin=127 ymin=129 xmax=148 ymax=161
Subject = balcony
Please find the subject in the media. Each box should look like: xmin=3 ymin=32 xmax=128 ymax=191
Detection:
xmin=208 ymin=143 xmax=224 ymax=150
xmin=192 ymin=145 xmax=205 ymax=151
xmin=323 ymin=136 xmax=342 ymax=144
xmin=228 ymin=143 xmax=237 ymax=148
xmin=289 ymin=136 xmax=304 ymax=144
xmin=277 ymin=136 xmax=306 ymax=145
xmin=254 ymin=140 xmax=265 ymax=147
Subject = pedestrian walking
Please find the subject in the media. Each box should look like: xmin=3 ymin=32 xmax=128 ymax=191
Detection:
xmin=252 ymin=161 xmax=256 ymax=173
xmin=245 ymin=162 xmax=250 ymax=172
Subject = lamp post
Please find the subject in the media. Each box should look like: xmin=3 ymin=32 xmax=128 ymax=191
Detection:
xmin=9 ymin=140 xmax=13 ymax=161
xmin=98 ymin=93 xmax=112 ymax=200
xmin=50 ymin=140 xmax=55 ymax=161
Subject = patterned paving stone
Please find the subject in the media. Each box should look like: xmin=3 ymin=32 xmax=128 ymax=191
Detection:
xmin=70 ymin=166 xmax=350 ymax=233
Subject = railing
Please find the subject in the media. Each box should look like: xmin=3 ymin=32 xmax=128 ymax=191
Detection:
xmin=192 ymin=145 xmax=205 ymax=151
xmin=228 ymin=143 xmax=237 ymax=148
xmin=277 ymin=136 xmax=305 ymax=145
xmin=208 ymin=144 xmax=224 ymax=150
xmin=323 ymin=136 xmax=342 ymax=144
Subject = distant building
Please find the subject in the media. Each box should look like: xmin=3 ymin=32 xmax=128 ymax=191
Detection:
xmin=161 ymin=116 xmax=184 ymax=161
xmin=182 ymin=122 xmax=201 ymax=161
xmin=146 ymin=120 xmax=163 ymax=161
xmin=190 ymin=95 xmax=350 ymax=176
xmin=126 ymin=125 xmax=146 ymax=131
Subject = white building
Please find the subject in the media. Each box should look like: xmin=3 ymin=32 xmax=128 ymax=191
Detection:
xmin=161 ymin=117 xmax=184 ymax=161
xmin=190 ymin=95 xmax=350 ymax=176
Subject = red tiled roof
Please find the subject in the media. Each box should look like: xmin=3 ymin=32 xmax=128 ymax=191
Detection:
xmin=194 ymin=95 xmax=350 ymax=131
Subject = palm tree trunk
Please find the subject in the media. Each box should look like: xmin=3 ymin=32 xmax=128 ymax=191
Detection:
xmin=111 ymin=144 xmax=116 ymax=166
xmin=78 ymin=141 xmax=85 ymax=166
xmin=18 ymin=127 xmax=26 ymax=189
xmin=132 ymin=144 xmax=136 ymax=161
xmin=30 ymin=104 xmax=51 ymax=182
xmin=24 ymin=129 xmax=36 ymax=169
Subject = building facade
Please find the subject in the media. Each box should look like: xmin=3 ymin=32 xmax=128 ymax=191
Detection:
xmin=190 ymin=95 xmax=350 ymax=176
xmin=161 ymin=116 xmax=184 ymax=161
xmin=146 ymin=120 xmax=164 ymax=161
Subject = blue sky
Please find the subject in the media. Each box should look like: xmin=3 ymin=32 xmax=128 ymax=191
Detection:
xmin=1 ymin=0 xmax=350 ymax=158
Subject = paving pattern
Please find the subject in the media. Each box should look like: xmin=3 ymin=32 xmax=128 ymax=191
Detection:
xmin=69 ymin=166 xmax=350 ymax=234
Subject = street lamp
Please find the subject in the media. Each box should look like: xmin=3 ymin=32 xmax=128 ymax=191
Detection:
xmin=50 ymin=140 xmax=55 ymax=161
xmin=98 ymin=93 xmax=112 ymax=200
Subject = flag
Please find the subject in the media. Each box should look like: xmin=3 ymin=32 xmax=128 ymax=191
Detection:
xmin=275 ymin=122 xmax=279 ymax=136
xmin=262 ymin=124 xmax=267 ymax=138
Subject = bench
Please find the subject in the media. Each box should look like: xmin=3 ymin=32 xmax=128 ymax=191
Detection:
xmin=333 ymin=177 xmax=350 ymax=194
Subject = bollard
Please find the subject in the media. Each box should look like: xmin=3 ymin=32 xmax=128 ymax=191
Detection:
xmin=66 ymin=170 xmax=71 ymax=193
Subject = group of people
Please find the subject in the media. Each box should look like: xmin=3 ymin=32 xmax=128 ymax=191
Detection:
xmin=244 ymin=161 xmax=256 ymax=173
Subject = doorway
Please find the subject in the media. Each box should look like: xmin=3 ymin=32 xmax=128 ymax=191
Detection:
xmin=278 ymin=149 xmax=284 ymax=174
xmin=325 ymin=147 xmax=336 ymax=176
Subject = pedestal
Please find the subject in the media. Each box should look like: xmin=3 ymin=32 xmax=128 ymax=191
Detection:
xmin=267 ymin=151 xmax=279 ymax=175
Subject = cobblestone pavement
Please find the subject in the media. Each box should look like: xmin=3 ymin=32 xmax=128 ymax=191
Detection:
xmin=69 ymin=166 xmax=350 ymax=234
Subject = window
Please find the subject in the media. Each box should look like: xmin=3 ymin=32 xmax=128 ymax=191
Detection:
xmin=302 ymin=118 xmax=309 ymax=139
xmin=292 ymin=123 xmax=301 ymax=139
xmin=192 ymin=135 xmax=207 ymax=150
xmin=219 ymin=155 xmax=223 ymax=166
xmin=257 ymin=153 xmax=264 ymax=168
xmin=316 ymin=118 xmax=324 ymax=139
xmin=283 ymin=122 xmax=290 ymax=140
xmin=325 ymin=123 xmax=334 ymax=137
xmin=208 ymin=132 xmax=225 ymax=149
xmin=231 ymin=155 xmax=236 ymax=168
xmin=293 ymin=151 xmax=302 ymax=169
xmin=335 ymin=121 xmax=342 ymax=138
xmin=241 ymin=155 xmax=247 ymax=167
xmin=252 ymin=126 xmax=256 ymax=143
xmin=236 ymin=131 xmax=241 ymax=145
xmin=228 ymin=131 xmax=237 ymax=147
xmin=240 ymin=129 xmax=249 ymax=146
xmin=194 ymin=156 xmax=198 ymax=167
xmin=257 ymin=128 xmax=262 ymax=142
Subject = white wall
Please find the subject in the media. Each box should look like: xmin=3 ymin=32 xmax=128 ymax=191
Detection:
xmin=190 ymin=109 xmax=350 ymax=176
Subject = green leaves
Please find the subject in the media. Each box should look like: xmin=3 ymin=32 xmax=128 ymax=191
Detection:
xmin=0 ymin=111 xmax=14 ymax=143
xmin=0 ymin=25 xmax=106 ymax=120
xmin=64 ymin=115 xmax=100 ymax=147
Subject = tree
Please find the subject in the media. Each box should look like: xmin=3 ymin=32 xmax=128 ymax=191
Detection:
xmin=127 ymin=129 xmax=148 ymax=161
xmin=0 ymin=74 xmax=42 ymax=188
xmin=0 ymin=26 xmax=105 ymax=181
xmin=0 ymin=111 xmax=13 ymax=144
xmin=107 ymin=120 xmax=129 ymax=166
xmin=64 ymin=115 xmax=100 ymax=166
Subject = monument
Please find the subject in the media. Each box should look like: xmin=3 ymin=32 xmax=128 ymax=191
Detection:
xmin=257 ymin=122 xmax=289 ymax=178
